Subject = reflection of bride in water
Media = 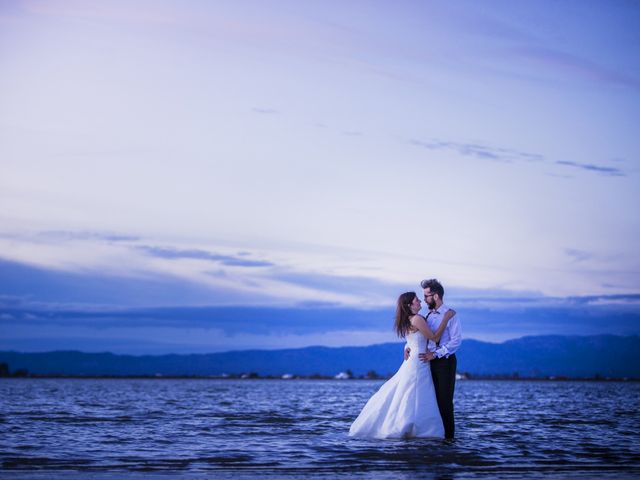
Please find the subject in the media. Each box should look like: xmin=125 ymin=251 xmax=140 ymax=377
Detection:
xmin=349 ymin=291 xmax=454 ymax=439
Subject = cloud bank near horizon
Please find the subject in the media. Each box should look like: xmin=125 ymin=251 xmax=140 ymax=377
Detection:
xmin=2 ymin=300 xmax=639 ymax=355
xmin=1 ymin=233 xmax=639 ymax=354
xmin=2 ymin=229 xmax=639 ymax=310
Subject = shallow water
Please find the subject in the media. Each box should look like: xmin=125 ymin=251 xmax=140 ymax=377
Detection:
xmin=1 ymin=379 xmax=639 ymax=479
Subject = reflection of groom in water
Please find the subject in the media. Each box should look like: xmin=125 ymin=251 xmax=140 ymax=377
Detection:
xmin=405 ymin=278 xmax=462 ymax=440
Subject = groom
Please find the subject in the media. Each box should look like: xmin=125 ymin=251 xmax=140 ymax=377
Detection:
xmin=405 ymin=278 xmax=462 ymax=440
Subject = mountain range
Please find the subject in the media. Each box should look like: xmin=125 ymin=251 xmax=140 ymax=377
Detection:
xmin=1 ymin=335 xmax=639 ymax=378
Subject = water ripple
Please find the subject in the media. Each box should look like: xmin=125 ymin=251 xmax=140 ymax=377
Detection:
xmin=1 ymin=378 xmax=639 ymax=478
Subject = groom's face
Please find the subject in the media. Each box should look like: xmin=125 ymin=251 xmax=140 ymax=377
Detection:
xmin=423 ymin=288 xmax=437 ymax=310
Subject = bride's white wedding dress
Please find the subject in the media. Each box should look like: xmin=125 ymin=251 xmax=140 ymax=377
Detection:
xmin=349 ymin=330 xmax=444 ymax=439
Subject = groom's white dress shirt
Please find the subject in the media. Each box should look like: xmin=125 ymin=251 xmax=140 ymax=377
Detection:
xmin=426 ymin=304 xmax=462 ymax=358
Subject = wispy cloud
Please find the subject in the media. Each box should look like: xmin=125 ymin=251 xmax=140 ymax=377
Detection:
xmin=410 ymin=138 xmax=627 ymax=177
xmin=0 ymin=230 xmax=138 ymax=243
xmin=37 ymin=230 xmax=140 ymax=243
xmin=556 ymin=161 xmax=625 ymax=177
xmin=3 ymin=245 xmax=638 ymax=314
xmin=0 ymin=235 xmax=380 ymax=308
xmin=410 ymin=138 xmax=544 ymax=163
xmin=268 ymin=270 xmax=401 ymax=300
xmin=137 ymin=246 xmax=273 ymax=268
xmin=565 ymin=248 xmax=592 ymax=263
xmin=563 ymin=294 xmax=640 ymax=308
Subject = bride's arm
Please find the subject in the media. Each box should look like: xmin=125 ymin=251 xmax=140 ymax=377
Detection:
xmin=410 ymin=310 xmax=455 ymax=342
xmin=432 ymin=309 xmax=455 ymax=343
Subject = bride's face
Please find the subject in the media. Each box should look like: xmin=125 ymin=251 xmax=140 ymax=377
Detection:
xmin=410 ymin=296 xmax=422 ymax=314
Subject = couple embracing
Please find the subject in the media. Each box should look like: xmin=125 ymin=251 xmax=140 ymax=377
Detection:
xmin=349 ymin=278 xmax=462 ymax=440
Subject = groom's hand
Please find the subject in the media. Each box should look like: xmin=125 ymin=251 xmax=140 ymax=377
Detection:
xmin=419 ymin=352 xmax=436 ymax=363
xmin=404 ymin=347 xmax=411 ymax=361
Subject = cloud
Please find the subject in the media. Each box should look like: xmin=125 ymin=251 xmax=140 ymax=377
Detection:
xmin=268 ymin=270 xmax=402 ymax=301
xmin=2 ymin=238 xmax=638 ymax=353
xmin=0 ymin=303 xmax=395 ymax=335
xmin=0 ymin=230 xmax=139 ymax=243
xmin=137 ymin=245 xmax=273 ymax=267
xmin=0 ymin=328 xmax=405 ymax=355
xmin=0 ymin=246 xmax=387 ymax=309
xmin=2 ymin=226 xmax=639 ymax=319
xmin=409 ymin=139 xmax=544 ymax=163
xmin=0 ymin=257 xmax=265 ymax=308
xmin=38 ymin=230 xmax=140 ymax=242
xmin=556 ymin=161 xmax=625 ymax=177
xmin=2 ymin=296 xmax=639 ymax=354
xmin=564 ymin=248 xmax=592 ymax=263
xmin=448 ymin=294 xmax=640 ymax=313
xmin=563 ymin=294 xmax=640 ymax=307
xmin=410 ymin=138 xmax=627 ymax=177
xmin=2 ymin=232 xmax=638 ymax=313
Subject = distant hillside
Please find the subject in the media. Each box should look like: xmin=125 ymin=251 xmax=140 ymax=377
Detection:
xmin=1 ymin=335 xmax=638 ymax=378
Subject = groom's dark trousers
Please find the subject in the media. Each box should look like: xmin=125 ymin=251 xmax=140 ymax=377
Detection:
xmin=430 ymin=354 xmax=457 ymax=439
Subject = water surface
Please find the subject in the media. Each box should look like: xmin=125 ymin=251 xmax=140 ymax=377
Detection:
xmin=1 ymin=379 xmax=639 ymax=479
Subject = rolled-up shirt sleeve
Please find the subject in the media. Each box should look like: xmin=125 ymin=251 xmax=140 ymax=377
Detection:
xmin=435 ymin=317 xmax=462 ymax=358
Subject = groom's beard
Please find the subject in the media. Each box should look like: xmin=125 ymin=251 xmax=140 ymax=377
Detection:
xmin=426 ymin=299 xmax=437 ymax=310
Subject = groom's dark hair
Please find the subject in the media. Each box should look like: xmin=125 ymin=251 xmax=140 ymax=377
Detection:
xmin=420 ymin=278 xmax=444 ymax=298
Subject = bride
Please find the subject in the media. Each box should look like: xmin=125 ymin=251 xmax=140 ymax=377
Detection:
xmin=349 ymin=291 xmax=455 ymax=439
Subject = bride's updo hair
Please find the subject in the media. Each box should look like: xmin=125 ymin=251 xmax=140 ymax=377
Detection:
xmin=395 ymin=291 xmax=417 ymax=338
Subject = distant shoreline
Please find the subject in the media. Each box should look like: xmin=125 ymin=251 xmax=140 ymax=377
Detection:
xmin=1 ymin=375 xmax=638 ymax=382
xmin=3 ymin=335 xmax=639 ymax=380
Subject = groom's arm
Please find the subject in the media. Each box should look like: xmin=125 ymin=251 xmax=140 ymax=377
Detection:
xmin=434 ymin=317 xmax=462 ymax=358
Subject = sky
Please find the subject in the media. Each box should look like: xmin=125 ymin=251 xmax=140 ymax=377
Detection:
xmin=1 ymin=0 xmax=639 ymax=354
